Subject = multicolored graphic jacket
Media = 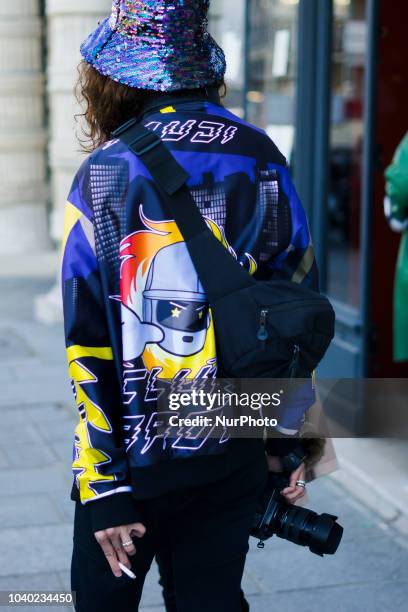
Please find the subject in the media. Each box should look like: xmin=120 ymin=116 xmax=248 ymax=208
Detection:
xmin=62 ymin=95 xmax=318 ymax=530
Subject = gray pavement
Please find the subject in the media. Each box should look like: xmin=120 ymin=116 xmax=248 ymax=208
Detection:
xmin=0 ymin=274 xmax=407 ymax=612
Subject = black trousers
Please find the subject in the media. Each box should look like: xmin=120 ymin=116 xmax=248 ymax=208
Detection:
xmin=155 ymin=550 xmax=250 ymax=612
xmin=71 ymin=454 xmax=268 ymax=612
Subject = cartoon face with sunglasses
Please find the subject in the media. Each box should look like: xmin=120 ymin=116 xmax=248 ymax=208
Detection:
xmin=121 ymin=241 xmax=211 ymax=361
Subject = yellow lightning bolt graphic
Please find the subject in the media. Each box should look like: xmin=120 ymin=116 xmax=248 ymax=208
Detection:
xmin=68 ymin=359 xmax=112 ymax=432
xmin=67 ymin=345 xmax=115 ymax=500
xmin=73 ymin=421 xmax=114 ymax=501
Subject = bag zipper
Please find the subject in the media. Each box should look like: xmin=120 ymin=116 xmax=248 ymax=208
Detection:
xmin=256 ymin=299 xmax=330 ymax=344
xmin=257 ymin=309 xmax=269 ymax=344
xmin=258 ymin=298 xmax=332 ymax=315
xmin=256 ymin=307 xmax=301 ymax=376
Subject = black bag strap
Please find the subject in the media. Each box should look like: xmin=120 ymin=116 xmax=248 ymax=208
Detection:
xmin=113 ymin=121 xmax=255 ymax=302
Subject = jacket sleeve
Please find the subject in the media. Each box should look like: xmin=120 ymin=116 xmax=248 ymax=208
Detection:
xmin=384 ymin=132 xmax=408 ymax=232
xmin=267 ymin=163 xmax=319 ymax=292
xmin=264 ymin=163 xmax=318 ymax=444
xmin=61 ymin=167 xmax=142 ymax=532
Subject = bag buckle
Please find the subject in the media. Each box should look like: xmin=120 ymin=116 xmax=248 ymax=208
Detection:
xmin=128 ymin=130 xmax=162 ymax=156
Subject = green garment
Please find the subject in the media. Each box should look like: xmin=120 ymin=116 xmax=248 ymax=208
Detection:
xmin=385 ymin=133 xmax=408 ymax=362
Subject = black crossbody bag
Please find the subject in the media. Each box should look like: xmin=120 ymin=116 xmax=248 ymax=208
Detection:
xmin=113 ymin=120 xmax=335 ymax=379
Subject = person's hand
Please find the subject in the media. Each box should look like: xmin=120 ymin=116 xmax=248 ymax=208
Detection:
xmin=280 ymin=462 xmax=306 ymax=503
xmin=94 ymin=522 xmax=146 ymax=577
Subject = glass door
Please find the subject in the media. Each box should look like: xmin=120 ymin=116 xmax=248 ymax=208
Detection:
xmin=246 ymin=0 xmax=299 ymax=163
xmin=209 ymin=0 xmax=299 ymax=163
xmin=327 ymin=0 xmax=367 ymax=309
xmin=319 ymin=0 xmax=376 ymax=379
xmin=208 ymin=0 xmax=246 ymax=117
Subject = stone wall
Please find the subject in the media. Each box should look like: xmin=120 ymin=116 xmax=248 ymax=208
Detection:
xmin=46 ymin=0 xmax=111 ymax=242
xmin=0 ymin=0 xmax=49 ymax=253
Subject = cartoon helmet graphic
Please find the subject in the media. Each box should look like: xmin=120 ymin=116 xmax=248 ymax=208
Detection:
xmin=143 ymin=242 xmax=210 ymax=357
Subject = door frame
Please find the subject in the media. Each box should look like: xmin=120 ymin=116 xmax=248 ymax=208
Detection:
xmin=293 ymin=0 xmax=380 ymax=379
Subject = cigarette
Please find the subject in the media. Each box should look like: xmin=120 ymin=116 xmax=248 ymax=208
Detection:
xmin=118 ymin=562 xmax=136 ymax=579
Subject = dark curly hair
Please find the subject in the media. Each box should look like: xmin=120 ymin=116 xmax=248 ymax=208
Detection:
xmin=75 ymin=61 xmax=226 ymax=153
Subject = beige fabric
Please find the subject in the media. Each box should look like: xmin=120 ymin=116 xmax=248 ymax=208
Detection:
xmin=301 ymin=386 xmax=339 ymax=483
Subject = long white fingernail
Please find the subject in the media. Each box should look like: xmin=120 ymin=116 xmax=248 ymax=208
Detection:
xmin=118 ymin=562 xmax=136 ymax=579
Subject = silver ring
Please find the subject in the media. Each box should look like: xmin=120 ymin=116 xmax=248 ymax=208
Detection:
xmin=296 ymin=480 xmax=306 ymax=488
xmin=122 ymin=539 xmax=133 ymax=547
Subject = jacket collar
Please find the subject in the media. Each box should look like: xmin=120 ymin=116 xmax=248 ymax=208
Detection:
xmin=138 ymin=87 xmax=222 ymax=121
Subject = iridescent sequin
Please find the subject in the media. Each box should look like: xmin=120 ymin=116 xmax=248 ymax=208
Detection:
xmin=81 ymin=0 xmax=226 ymax=91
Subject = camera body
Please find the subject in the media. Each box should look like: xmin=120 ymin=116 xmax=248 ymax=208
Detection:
xmin=251 ymin=472 xmax=343 ymax=556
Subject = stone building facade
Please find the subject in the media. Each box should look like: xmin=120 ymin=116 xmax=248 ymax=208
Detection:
xmin=0 ymin=0 xmax=48 ymax=254
xmin=46 ymin=0 xmax=111 ymax=243
xmin=0 ymin=0 xmax=111 ymax=256
xmin=0 ymin=1 xmax=225 ymax=258
xmin=0 ymin=1 xmax=221 ymax=322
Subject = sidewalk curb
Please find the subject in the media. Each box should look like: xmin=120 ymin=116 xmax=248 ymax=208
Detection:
xmin=330 ymin=453 xmax=408 ymax=536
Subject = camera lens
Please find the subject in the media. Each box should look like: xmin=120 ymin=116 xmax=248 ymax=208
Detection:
xmin=272 ymin=504 xmax=343 ymax=556
xmin=251 ymin=473 xmax=344 ymax=555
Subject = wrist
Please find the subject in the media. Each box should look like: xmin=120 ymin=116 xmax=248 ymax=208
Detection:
xmin=84 ymin=491 xmax=142 ymax=533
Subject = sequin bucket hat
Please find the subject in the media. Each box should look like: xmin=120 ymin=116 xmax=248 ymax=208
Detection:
xmin=80 ymin=0 xmax=226 ymax=91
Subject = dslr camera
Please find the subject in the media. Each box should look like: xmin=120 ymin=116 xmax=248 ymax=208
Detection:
xmin=251 ymin=465 xmax=343 ymax=556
